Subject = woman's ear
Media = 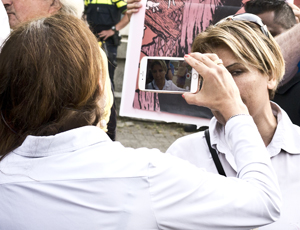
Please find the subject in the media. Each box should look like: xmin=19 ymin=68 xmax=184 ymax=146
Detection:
xmin=49 ymin=0 xmax=62 ymax=14
xmin=267 ymin=74 xmax=277 ymax=90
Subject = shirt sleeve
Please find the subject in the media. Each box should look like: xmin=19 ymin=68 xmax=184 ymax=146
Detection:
xmin=112 ymin=0 xmax=127 ymax=13
xmin=0 ymin=2 xmax=10 ymax=48
xmin=148 ymin=115 xmax=281 ymax=229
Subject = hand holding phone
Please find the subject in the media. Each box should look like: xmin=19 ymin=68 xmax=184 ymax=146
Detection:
xmin=183 ymin=52 xmax=249 ymax=123
xmin=139 ymin=56 xmax=200 ymax=94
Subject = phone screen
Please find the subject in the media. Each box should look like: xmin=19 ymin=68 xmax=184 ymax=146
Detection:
xmin=144 ymin=58 xmax=194 ymax=92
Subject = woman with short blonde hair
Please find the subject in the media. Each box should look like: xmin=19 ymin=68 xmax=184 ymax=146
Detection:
xmin=192 ymin=19 xmax=285 ymax=98
xmin=168 ymin=14 xmax=300 ymax=229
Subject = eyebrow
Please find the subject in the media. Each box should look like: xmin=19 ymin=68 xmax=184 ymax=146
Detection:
xmin=225 ymin=63 xmax=244 ymax=69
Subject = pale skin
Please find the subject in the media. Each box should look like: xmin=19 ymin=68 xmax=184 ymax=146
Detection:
xmin=185 ymin=46 xmax=277 ymax=146
xmin=2 ymin=0 xmax=61 ymax=29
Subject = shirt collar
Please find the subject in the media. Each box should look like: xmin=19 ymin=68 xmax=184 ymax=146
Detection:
xmin=209 ymin=102 xmax=300 ymax=169
xmin=152 ymin=80 xmax=168 ymax=90
xmin=13 ymin=126 xmax=111 ymax=158
xmin=267 ymin=102 xmax=300 ymax=157
xmin=209 ymin=119 xmax=236 ymax=168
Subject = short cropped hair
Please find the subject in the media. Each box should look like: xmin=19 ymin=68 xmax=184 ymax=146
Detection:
xmin=60 ymin=0 xmax=84 ymax=19
xmin=151 ymin=60 xmax=168 ymax=72
xmin=245 ymin=0 xmax=296 ymax=30
xmin=192 ymin=20 xmax=285 ymax=99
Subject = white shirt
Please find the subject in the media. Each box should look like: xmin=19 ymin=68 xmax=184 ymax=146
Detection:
xmin=0 ymin=2 xmax=10 ymax=47
xmin=0 ymin=116 xmax=281 ymax=230
xmin=168 ymin=103 xmax=300 ymax=230
xmin=146 ymin=79 xmax=186 ymax=91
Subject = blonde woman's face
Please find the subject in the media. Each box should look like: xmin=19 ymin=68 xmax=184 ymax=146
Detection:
xmin=151 ymin=64 xmax=166 ymax=82
xmin=212 ymin=45 xmax=276 ymax=119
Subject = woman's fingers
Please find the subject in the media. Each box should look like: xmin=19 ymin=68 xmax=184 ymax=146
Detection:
xmin=184 ymin=53 xmax=225 ymax=81
xmin=183 ymin=52 xmax=248 ymax=121
xmin=189 ymin=52 xmax=222 ymax=68
xmin=127 ymin=0 xmax=142 ymax=18
xmin=183 ymin=52 xmax=229 ymax=107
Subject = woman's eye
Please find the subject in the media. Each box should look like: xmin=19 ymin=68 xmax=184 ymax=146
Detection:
xmin=230 ymin=70 xmax=243 ymax=77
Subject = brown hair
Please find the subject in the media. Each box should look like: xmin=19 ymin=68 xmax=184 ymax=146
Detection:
xmin=192 ymin=20 xmax=285 ymax=99
xmin=151 ymin=60 xmax=168 ymax=72
xmin=0 ymin=13 xmax=106 ymax=159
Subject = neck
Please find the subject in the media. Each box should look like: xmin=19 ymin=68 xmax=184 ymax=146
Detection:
xmin=155 ymin=79 xmax=165 ymax=90
xmin=253 ymin=104 xmax=277 ymax=146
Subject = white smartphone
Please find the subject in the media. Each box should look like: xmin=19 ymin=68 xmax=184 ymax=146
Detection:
xmin=139 ymin=56 xmax=200 ymax=94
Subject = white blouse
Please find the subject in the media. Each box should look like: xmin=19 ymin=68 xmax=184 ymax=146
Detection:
xmin=168 ymin=102 xmax=300 ymax=230
xmin=0 ymin=116 xmax=281 ymax=229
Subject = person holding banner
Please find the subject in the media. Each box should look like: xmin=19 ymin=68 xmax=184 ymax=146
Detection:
xmin=168 ymin=13 xmax=300 ymax=229
xmin=0 ymin=13 xmax=282 ymax=230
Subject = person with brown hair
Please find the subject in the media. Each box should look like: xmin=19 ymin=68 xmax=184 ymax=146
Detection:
xmin=1 ymin=0 xmax=116 ymax=140
xmin=168 ymin=13 xmax=300 ymax=229
xmin=0 ymin=13 xmax=282 ymax=230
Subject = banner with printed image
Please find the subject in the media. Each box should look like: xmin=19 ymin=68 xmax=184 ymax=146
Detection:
xmin=120 ymin=0 xmax=252 ymax=125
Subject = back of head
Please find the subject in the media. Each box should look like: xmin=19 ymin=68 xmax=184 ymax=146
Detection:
xmin=192 ymin=19 xmax=285 ymax=99
xmin=0 ymin=13 xmax=105 ymax=158
xmin=60 ymin=0 xmax=84 ymax=18
xmin=245 ymin=0 xmax=296 ymax=30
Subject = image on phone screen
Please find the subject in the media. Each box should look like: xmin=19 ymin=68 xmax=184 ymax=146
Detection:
xmin=139 ymin=57 xmax=199 ymax=93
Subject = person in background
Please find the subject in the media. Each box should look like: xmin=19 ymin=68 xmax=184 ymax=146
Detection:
xmin=245 ymin=0 xmax=300 ymax=126
xmin=245 ymin=0 xmax=296 ymax=37
xmin=168 ymin=13 xmax=300 ymax=229
xmin=84 ymin=0 xmax=129 ymax=88
xmin=0 ymin=2 xmax=10 ymax=47
xmin=2 ymin=0 xmax=84 ymax=28
xmin=84 ymin=0 xmax=130 ymax=141
xmin=0 ymin=13 xmax=282 ymax=230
